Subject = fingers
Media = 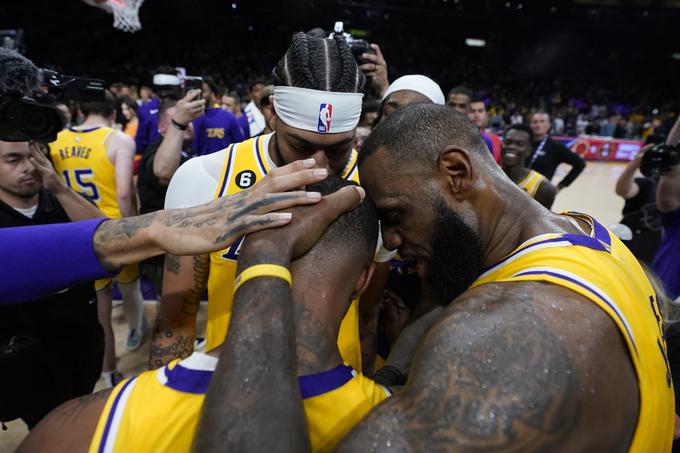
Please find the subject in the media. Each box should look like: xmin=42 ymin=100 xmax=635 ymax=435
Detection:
xmin=28 ymin=143 xmax=49 ymax=170
xmin=254 ymin=159 xmax=327 ymax=193
xmin=260 ymin=168 xmax=329 ymax=194
xmin=246 ymin=191 xmax=322 ymax=215
xmin=184 ymin=89 xmax=202 ymax=102
xmin=265 ymin=158 xmax=317 ymax=178
xmin=232 ymin=212 xmax=294 ymax=238
xmin=314 ymin=185 xmax=366 ymax=224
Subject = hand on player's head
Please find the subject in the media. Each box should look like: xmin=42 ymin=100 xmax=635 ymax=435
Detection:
xmin=244 ymin=181 xmax=365 ymax=261
xmin=154 ymin=159 xmax=347 ymax=256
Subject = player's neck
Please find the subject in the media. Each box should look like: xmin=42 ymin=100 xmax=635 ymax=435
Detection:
xmin=504 ymin=164 xmax=529 ymax=183
xmin=534 ymin=132 xmax=548 ymax=142
xmin=293 ymin=290 xmax=346 ymax=376
xmin=479 ymin=184 xmax=550 ymax=267
xmin=80 ymin=115 xmax=110 ymax=128
xmin=0 ymin=188 xmax=39 ymax=210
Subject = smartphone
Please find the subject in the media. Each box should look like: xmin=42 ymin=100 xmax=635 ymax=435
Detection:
xmin=184 ymin=76 xmax=203 ymax=99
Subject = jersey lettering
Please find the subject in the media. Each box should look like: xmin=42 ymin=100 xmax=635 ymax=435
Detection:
xmin=62 ymin=168 xmax=101 ymax=201
xmin=221 ymin=236 xmax=244 ymax=261
xmin=206 ymin=128 xmax=225 ymax=139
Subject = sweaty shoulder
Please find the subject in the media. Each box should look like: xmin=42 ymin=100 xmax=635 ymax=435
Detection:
xmin=339 ymin=281 xmax=638 ymax=452
xmin=164 ymin=148 xmax=230 ymax=209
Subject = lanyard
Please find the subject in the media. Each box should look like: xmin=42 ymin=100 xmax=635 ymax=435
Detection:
xmin=529 ymin=137 xmax=549 ymax=167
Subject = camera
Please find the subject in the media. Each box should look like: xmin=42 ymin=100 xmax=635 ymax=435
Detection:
xmin=329 ymin=21 xmax=375 ymax=64
xmin=0 ymin=70 xmax=105 ymax=143
xmin=183 ymin=76 xmax=203 ymax=99
xmin=640 ymin=143 xmax=680 ymax=177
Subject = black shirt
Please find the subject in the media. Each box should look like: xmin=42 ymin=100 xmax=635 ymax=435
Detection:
xmin=137 ymin=137 xmax=191 ymax=214
xmin=527 ymin=137 xmax=586 ymax=188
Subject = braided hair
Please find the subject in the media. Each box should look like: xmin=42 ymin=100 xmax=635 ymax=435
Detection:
xmin=272 ymin=32 xmax=365 ymax=93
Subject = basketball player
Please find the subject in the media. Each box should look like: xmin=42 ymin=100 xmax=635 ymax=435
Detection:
xmin=18 ymin=177 xmax=387 ymax=453
xmin=195 ymin=104 xmax=675 ymax=452
xmin=49 ymin=92 xmax=146 ymax=387
xmin=150 ymin=32 xmax=368 ymax=371
xmin=501 ymin=124 xmax=556 ymax=209
xmin=360 ymin=74 xmax=445 ymax=373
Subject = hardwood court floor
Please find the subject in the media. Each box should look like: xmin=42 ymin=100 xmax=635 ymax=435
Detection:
xmin=1 ymin=161 xmax=628 ymax=451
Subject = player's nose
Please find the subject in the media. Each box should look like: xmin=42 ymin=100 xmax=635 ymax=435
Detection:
xmin=381 ymin=226 xmax=402 ymax=251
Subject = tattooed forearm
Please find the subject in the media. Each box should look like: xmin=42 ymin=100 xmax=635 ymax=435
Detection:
xmin=182 ymin=255 xmax=209 ymax=315
xmin=340 ymin=284 xmax=582 ymax=453
xmin=164 ymin=254 xmax=181 ymax=275
xmin=148 ymin=317 xmax=195 ymax=369
xmin=195 ymin=244 xmax=308 ymax=453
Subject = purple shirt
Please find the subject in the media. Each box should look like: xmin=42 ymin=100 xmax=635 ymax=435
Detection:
xmin=238 ymin=112 xmax=250 ymax=139
xmin=192 ymin=107 xmax=245 ymax=156
xmin=652 ymin=208 xmax=680 ymax=300
xmin=0 ymin=219 xmax=116 ymax=304
xmin=135 ymin=97 xmax=161 ymax=153
xmin=481 ymin=132 xmax=494 ymax=157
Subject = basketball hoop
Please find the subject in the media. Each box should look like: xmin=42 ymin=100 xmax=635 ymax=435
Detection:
xmin=81 ymin=0 xmax=145 ymax=33
xmin=108 ymin=0 xmax=145 ymax=33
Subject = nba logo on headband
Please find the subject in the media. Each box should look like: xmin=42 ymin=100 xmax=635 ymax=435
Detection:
xmin=318 ymin=103 xmax=333 ymax=133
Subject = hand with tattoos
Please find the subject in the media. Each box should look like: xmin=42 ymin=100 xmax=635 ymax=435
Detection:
xmin=0 ymin=159 xmax=330 ymax=305
xmin=92 ymin=158 xmax=329 ymax=271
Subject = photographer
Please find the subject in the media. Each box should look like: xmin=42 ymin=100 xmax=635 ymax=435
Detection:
xmin=137 ymin=92 xmax=204 ymax=293
xmin=651 ymin=117 xmax=680 ymax=301
xmin=614 ymin=145 xmax=662 ymax=264
xmin=0 ymin=141 xmax=105 ymax=429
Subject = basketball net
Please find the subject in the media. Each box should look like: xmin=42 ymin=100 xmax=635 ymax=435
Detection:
xmin=107 ymin=0 xmax=145 ymax=33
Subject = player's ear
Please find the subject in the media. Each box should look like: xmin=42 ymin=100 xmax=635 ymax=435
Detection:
xmin=438 ymin=146 xmax=474 ymax=201
xmin=270 ymin=101 xmax=279 ymax=131
xmin=352 ymin=262 xmax=376 ymax=299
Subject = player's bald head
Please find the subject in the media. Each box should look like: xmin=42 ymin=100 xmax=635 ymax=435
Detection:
xmin=359 ymin=103 xmax=493 ymax=171
xmin=304 ymin=175 xmax=378 ymax=269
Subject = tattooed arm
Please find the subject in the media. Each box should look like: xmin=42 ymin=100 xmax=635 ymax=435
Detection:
xmin=17 ymin=389 xmax=112 ymax=453
xmin=149 ymin=253 xmax=209 ymax=368
xmin=359 ymin=261 xmax=390 ymax=375
xmin=339 ymin=282 xmax=639 ymax=452
xmin=194 ymin=184 xmax=365 ymax=453
xmin=92 ymin=159 xmax=329 ymax=272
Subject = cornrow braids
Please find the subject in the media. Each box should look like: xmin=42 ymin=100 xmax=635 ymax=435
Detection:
xmin=272 ymin=31 xmax=365 ymax=93
xmin=333 ymin=34 xmax=366 ymax=93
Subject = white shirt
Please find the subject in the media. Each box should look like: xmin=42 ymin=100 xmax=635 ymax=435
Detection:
xmin=14 ymin=204 xmax=38 ymax=219
xmin=244 ymin=101 xmax=265 ymax=137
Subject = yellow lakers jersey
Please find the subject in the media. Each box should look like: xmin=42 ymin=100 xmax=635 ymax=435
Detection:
xmin=50 ymin=127 xmax=122 ymax=218
xmin=517 ymin=169 xmax=546 ymax=198
xmin=471 ymin=211 xmax=674 ymax=453
xmin=206 ymin=134 xmax=362 ymax=369
xmin=88 ymin=353 xmax=389 ymax=453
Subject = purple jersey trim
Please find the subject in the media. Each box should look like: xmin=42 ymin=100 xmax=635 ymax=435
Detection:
xmin=298 ymin=364 xmax=354 ymax=399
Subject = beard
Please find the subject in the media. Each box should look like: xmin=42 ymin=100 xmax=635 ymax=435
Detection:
xmin=426 ymin=194 xmax=485 ymax=306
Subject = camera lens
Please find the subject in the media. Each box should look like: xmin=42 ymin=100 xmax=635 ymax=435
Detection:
xmin=14 ymin=101 xmax=62 ymax=142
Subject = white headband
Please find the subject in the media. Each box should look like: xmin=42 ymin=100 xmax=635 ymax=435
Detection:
xmin=153 ymin=74 xmax=181 ymax=86
xmin=273 ymin=86 xmax=363 ymax=134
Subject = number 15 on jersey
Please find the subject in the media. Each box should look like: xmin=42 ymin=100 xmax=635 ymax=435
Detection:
xmin=61 ymin=168 xmax=101 ymax=202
